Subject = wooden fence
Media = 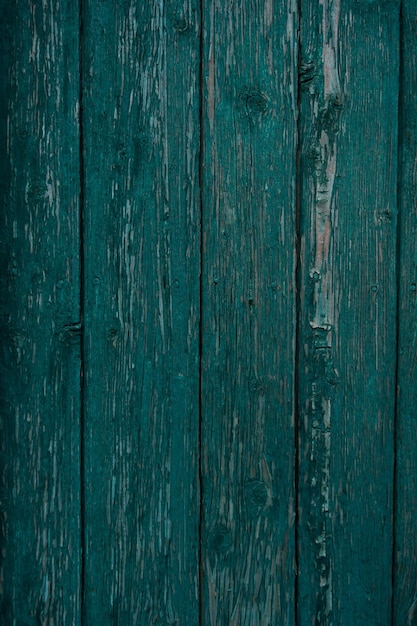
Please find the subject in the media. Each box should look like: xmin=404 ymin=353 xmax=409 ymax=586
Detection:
xmin=1 ymin=0 xmax=416 ymax=624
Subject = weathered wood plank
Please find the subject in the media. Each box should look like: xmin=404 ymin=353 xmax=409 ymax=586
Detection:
xmin=200 ymin=2 xmax=298 ymax=623
xmin=297 ymin=0 xmax=400 ymax=623
xmin=394 ymin=2 xmax=417 ymax=624
xmin=82 ymin=1 xmax=201 ymax=622
xmin=0 ymin=0 xmax=82 ymax=623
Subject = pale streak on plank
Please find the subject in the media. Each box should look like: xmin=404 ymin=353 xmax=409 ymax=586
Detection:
xmin=297 ymin=0 xmax=400 ymax=623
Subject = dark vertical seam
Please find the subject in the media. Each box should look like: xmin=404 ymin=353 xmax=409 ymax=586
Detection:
xmin=392 ymin=3 xmax=403 ymax=624
xmin=294 ymin=1 xmax=303 ymax=623
xmin=198 ymin=1 xmax=204 ymax=624
xmin=78 ymin=0 xmax=86 ymax=622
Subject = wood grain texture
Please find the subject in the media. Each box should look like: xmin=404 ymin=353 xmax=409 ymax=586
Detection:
xmin=0 ymin=0 xmax=82 ymax=623
xmin=200 ymin=1 xmax=298 ymax=623
xmin=82 ymin=0 xmax=201 ymax=623
xmin=394 ymin=2 xmax=417 ymax=624
xmin=0 ymin=2 xmax=412 ymax=623
xmin=297 ymin=0 xmax=400 ymax=623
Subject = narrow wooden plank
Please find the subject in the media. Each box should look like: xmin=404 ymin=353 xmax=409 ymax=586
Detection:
xmin=0 ymin=0 xmax=82 ymax=623
xmin=394 ymin=2 xmax=417 ymax=623
xmin=297 ymin=0 xmax=400 ymax=623
xmin=82 ymin=1 xmax=201 ymax=622
xmin=200 ymin=2 xmax=298 ymax=623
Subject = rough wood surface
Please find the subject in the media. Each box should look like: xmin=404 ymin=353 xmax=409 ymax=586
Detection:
xmin=297 ymin=0 xmax=400 ymax=623
xmin=0 ymin=2 xmax=414 ymax=624
xmin=81 ymin=0 xmax=201 ymax=622
xmin=0 ymin=1 xmax=82 ymax=623
xmin=200 ymin=1 xmax=298 ymax=623
xmin=394 ymin=2 xmax=417 ymax=624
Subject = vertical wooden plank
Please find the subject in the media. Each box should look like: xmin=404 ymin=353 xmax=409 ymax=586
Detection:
xmin=201 ymin=2 xmax=298 ymax=623
xmin=297 ymin=0 xmax=399 ymax=623
xmin=394 ymin=2 xmax=417 ymax=624
xmin=82 ymin=1 xmax=201 ymax=623
xmin=0 ymin=0 xmax=81 ymax=623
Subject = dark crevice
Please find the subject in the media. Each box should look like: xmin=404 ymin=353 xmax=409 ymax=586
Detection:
xmin=391 ymin=2 xmax=403 ymax=623
xmin=294 ymin=1 xmax=303 ymax=624
xmin=198 ymin=1 xmax=205 ymax=624
xmin=78 ymin=0 xmax=86 ymax=622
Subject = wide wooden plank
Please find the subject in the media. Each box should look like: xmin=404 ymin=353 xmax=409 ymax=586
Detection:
xmin=394 ymin=2 xmax=417 ymax=624
xmin=297 ymin=0 xmax=399 ymax=623
xmin=0 ymin=0 xmax=82 ymax=623
xmin=200 ymin=1 xmax=298 ymax=623
xmin=82 ymin=1 xmax=201 ymax=622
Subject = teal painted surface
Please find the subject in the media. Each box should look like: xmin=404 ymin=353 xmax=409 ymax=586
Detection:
xmin=0 ymin=0 xmax=82 ymax=623
xmin=394 ymin=1 xmax=417 ymax=624
xmin=199 ymin=1 xmax=298 ymax=623
xmin=81 ymin=0 xmax=201 ymax=623
xmin=297 ymin=1 xmax=400 ymax=623
xmin=0 ymin=1 xmax=414 ymax=624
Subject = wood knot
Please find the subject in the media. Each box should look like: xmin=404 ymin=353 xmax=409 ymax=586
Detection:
xmin=299 ymin=60 xmax=316 ymax=86
xmin=249 ymin=377 xmax=265 ymax=395
xmin=209 ymin=526 xmax=232 ymax=556
xmin=245 ymin=480 xmax=269 ymax=515
xmin=107 ymin=327 xmax=119 ymax=348
xmin=111 ymin=143 xmax=127 ymax=172
xmin=319 ymin=94 xmax=343 ymax=133
xmin=240 ymin=87 xmax=269 ymax=121
xmin=377 ymin=208 xmax=393 ymax=223
xmin=169 ymin=10 xmax=191 ymax=34
xmin=58 ymin=322 xmax=82 ymax=345
xmin=174 ymin=16 xmax=190 ymax=33
xmin=25 ymin=178 xmax=46 ymax=203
